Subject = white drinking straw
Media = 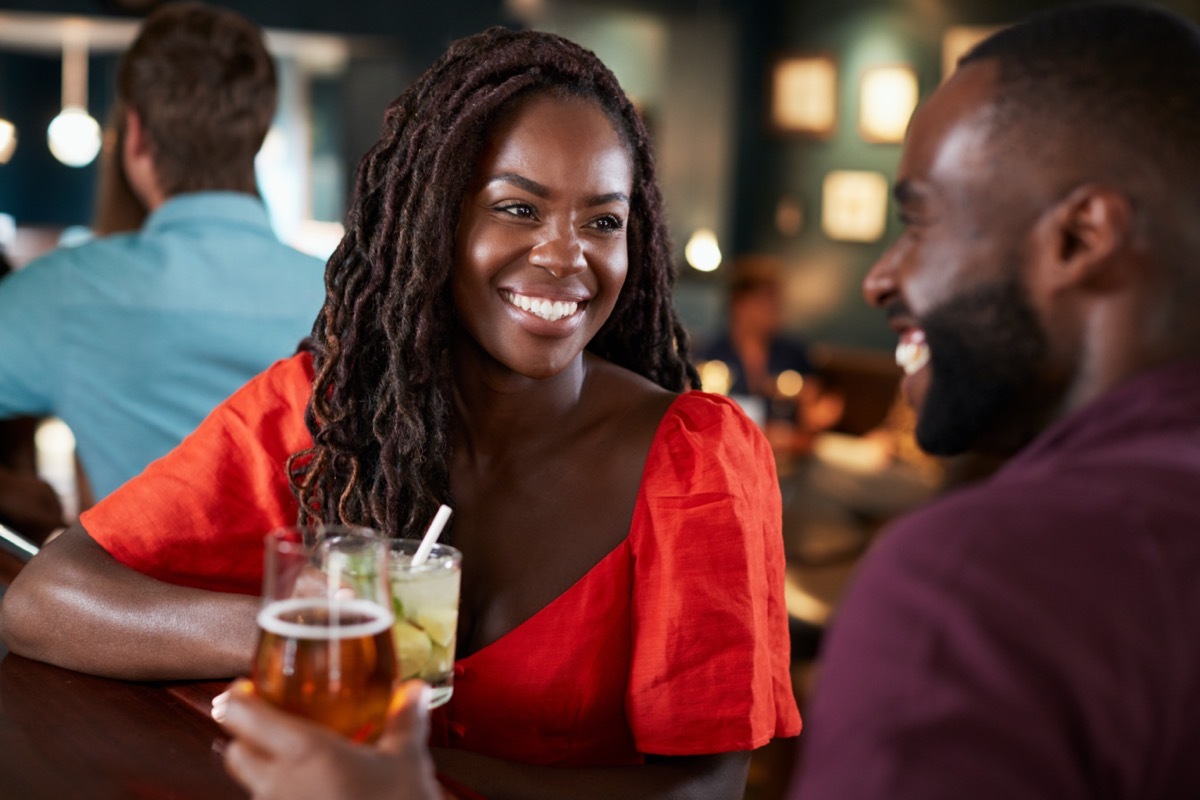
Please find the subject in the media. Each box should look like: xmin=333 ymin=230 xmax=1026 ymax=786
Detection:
xmin=411 ymin=504 xmax=453 ymax=567
xmin=0 ymin=523 xmax=39 ymax=558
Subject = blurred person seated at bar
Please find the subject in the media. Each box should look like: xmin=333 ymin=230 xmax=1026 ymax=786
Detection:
xmin=0 ymin=2 xmax=325 ymax=503
xmin=791 ymin=4 xmax=1200 ymax=798
xmin=0 ymin=252 xmax=63 ymax=543
xmin=1 ymin=27 xmax=800 ymax=800
xmin=696 ymin=255 xmax=843 ymax=463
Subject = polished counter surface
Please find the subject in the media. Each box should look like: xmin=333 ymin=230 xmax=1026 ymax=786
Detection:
xmin=0 ymin=533 xmax=243 ymax=799
xmin=0 ymin=654 xmax=241 ymax=799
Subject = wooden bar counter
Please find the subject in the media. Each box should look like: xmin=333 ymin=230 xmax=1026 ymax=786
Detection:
xmin=0 ymin=537 xmax=245 ymax=799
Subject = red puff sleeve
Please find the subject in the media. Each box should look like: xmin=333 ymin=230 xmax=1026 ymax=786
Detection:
xmin=80 ymin=354 xmax=314 ymax=595
xmin=627 ymin=391 xmax=801 ymax=754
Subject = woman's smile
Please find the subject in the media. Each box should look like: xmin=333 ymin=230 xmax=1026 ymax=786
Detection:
xmin=500 ymin=289 xmax=585 ymax=324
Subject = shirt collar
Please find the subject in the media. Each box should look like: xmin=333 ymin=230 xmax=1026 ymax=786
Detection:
xmin=142 ymin=192 xmax=272 ymax=233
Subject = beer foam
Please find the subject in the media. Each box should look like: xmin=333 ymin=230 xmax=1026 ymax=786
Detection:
xmin=258 ymin=598 xmax=394 ymax=640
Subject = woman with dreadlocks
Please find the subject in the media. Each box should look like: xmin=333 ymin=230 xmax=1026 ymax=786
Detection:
xmin=1 ymin=27 xmax=799 ymax=798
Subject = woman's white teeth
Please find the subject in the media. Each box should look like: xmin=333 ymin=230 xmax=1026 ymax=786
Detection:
xmin=896 ymin=337 xmax=931 ymax=376
xmin=502 ymin=290 xmax=579 ymax=322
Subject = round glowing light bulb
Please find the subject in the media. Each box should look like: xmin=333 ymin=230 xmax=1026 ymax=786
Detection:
xmin=775 ymin=369 xmax=805 ymax=398
xmin=0 ymin=119 xmax=16 ymax=164
xmin=684 ymin=228 xmax=722 ymax=273
xmin=47 ymin=107 xmax=102 ymax=167
xmin=698 ymin=360 xmax=733 ymax=395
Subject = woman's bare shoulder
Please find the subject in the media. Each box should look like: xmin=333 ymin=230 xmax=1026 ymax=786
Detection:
xmin=582 ymin=355 xmax=679 ymax=425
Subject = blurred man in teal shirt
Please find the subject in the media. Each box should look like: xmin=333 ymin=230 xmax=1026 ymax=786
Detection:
xmin=0 ymin=3 xmax=325 ymax=504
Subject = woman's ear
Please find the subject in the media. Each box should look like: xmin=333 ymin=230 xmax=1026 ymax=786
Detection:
xmin=1032 ymin=183 xmax=1134 ymax=292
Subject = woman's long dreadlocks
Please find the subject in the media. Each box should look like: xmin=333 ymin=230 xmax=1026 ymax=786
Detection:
xmin=288 ymin=26 xmax=700 ymax=540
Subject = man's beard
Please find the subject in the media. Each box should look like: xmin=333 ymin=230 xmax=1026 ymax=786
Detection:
xmin=915 ymin=274 xmax=1049 ymax=456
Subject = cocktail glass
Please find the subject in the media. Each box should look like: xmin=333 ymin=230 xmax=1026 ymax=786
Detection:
xmin=388 ymin=539 xmax=461 ymax=708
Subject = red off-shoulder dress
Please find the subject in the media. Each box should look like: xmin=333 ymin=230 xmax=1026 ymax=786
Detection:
xmin=83 ymin=353 xmax=801 ymax=765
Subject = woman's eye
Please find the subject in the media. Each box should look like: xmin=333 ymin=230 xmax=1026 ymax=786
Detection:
xmin=591 ymin=214 xmax=625 ymax=233
xmin=496 ymin=202 xmax=536 ymax=219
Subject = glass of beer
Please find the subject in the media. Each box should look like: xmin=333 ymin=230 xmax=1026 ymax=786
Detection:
xmin=388 ymin=538 xmax=462 ymax=708
xmin=252 ymin=525 xmax=398 ymax=743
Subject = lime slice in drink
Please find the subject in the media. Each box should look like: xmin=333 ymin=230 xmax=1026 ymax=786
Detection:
xmin=392 ymin=621 xmax=432 ymax=678
xmin=415 ymin=608 xmax=458 ymax=648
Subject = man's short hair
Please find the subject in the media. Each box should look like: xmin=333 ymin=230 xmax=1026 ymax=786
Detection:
xmin=117 ymin=2 xmax=276 ymax=196
xmin=962 ymin=3 xmax=1200 ymax=311
xmin=960 ymin=3 xmax=1200 ymax=203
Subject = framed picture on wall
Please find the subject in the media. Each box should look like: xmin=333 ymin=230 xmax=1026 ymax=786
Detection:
xmin=821 ymin=170 xmax=889 ymax=242
xmin=858 ymin=64 xmax=919 ymax=144
xmin=770 ymin=54 xmax=837 ymax=137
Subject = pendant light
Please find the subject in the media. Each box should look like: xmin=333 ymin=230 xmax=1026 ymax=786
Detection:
xmin=0 ymin=57 xmax=15 ymax=164
xmin=47 ymin=22 xmax=101 ymax=168
xmin=0 ymin=119 xmax=15 ymax=164
xmin=684 ymin=228 xmax=722 ymax=273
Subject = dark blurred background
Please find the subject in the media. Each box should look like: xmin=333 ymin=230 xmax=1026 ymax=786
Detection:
xmin=4 ymin=0 xmax=1195 ymax=353
xmin=6 ymin=3 xmax=1200 ymax=796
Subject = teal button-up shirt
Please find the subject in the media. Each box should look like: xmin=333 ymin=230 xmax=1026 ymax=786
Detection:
xmin=0 ymin=192 xmax=326 ymax=499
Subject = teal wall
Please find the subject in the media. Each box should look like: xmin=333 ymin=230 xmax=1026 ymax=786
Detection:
xmin=729 ymin=4 xmax=939 ymax=352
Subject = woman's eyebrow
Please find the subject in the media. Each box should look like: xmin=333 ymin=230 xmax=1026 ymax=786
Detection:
xmin=587 ymin=191 xmax=630 ymax=207
xmin=484 ymin=173 xmax=629 ymax=208
xmin=485 ymin=172 xmax=548 ymax=197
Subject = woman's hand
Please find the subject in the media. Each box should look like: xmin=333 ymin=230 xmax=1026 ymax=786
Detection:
xmin=216 ymin=678 xmax=444 ymax=800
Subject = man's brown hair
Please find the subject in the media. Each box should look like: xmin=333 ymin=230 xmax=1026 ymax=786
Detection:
xmin=116 ymin=2 xmax=276 ymax=197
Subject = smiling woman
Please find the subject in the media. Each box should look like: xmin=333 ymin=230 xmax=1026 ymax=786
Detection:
xmin=0 ymin=25 xmax=800 ymax=800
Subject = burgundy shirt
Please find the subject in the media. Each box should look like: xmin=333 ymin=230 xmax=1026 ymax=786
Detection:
xmin=791 ymin=358 xmax=1200 ymax=800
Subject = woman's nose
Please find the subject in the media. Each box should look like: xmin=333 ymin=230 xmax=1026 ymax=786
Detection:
xmin=528 ymin=228 xmax=586 ymax=278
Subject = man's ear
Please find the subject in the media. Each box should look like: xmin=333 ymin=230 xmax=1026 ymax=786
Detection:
xmin=1031 ymin=184 xmax=1134 ymax=292
xmin=122 ymin=107 xmax=148 ymax=161
xmin=120 ymin=106 xmax=166 ymax=211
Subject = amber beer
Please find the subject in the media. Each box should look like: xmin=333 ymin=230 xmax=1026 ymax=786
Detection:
xmin=252 ymin=597 xmax=398 ymax=743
